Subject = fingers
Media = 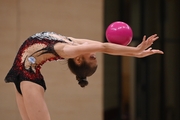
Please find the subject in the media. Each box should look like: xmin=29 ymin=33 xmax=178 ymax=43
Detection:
xmin=136 ymin=34 xmax=163 ymax=58
xmin=143 ymin=35 xmax=146 ymax=42
xmin=144 ymin=34 xmax=159 ymax=48
xmin=147 ymin=47 xmax=152 ymax=50
xmin=137 ymin=34 xmax=160 ymax=53
xmin=147 ymin=34 xmax=159 ymax=42
xmin=152 ymin=36 xmax=159 ymax=42
xmin=137 ymin=48 xmax=164 ymax=58
xmin=151 ymin=49 xmax=164 ymax=54
xmin=146 ymin=47 xmax=164 ymax=54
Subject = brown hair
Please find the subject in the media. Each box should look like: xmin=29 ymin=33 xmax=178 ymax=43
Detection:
xmin=67 ymin=58 xmax=97 ymax=87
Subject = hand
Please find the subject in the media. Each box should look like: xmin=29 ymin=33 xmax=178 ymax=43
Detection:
xmin=135 ymin=34 xmax=164 ymax=58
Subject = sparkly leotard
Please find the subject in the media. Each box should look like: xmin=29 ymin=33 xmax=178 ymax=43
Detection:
xmin=5 ymin=32 xmax=72 ymax=94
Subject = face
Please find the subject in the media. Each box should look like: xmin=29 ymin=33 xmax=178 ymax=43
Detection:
xmin=82 ymin=53 xmax=97 ymax=67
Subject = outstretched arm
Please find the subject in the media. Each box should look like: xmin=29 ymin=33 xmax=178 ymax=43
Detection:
xmin=54 ymin=34 xmax=163 ymax=58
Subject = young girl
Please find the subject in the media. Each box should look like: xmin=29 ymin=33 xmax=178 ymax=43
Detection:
xmin=5 ymin=31 xmax=163 ymax=120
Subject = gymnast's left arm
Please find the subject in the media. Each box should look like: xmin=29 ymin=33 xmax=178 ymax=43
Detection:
xmin=55 ymin=34 xmax=163 ymax=58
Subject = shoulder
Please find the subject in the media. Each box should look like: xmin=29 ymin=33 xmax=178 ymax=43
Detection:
xmin=54 ymin=42 xmax=75 ymax=58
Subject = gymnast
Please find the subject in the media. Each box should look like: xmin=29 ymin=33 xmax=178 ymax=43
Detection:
xmin=5 ymin=31 xmax=163 ymax=120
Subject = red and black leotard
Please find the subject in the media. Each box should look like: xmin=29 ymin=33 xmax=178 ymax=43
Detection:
xmin=5 ymin=32 xmax=71 ymax=94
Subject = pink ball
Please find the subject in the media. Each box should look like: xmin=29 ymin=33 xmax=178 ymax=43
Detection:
xmin=106 ymin=21 xmax=133 ymax=45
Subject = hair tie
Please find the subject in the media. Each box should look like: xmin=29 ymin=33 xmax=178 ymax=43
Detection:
xmin=76 ymin=76 xmax=86 ymax=81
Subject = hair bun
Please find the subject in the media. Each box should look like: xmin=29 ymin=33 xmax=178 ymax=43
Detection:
xmin=78 ymin=79 xmax=88 ymax=87
xmin=76 ymin=76 xmax=88 ymax=87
